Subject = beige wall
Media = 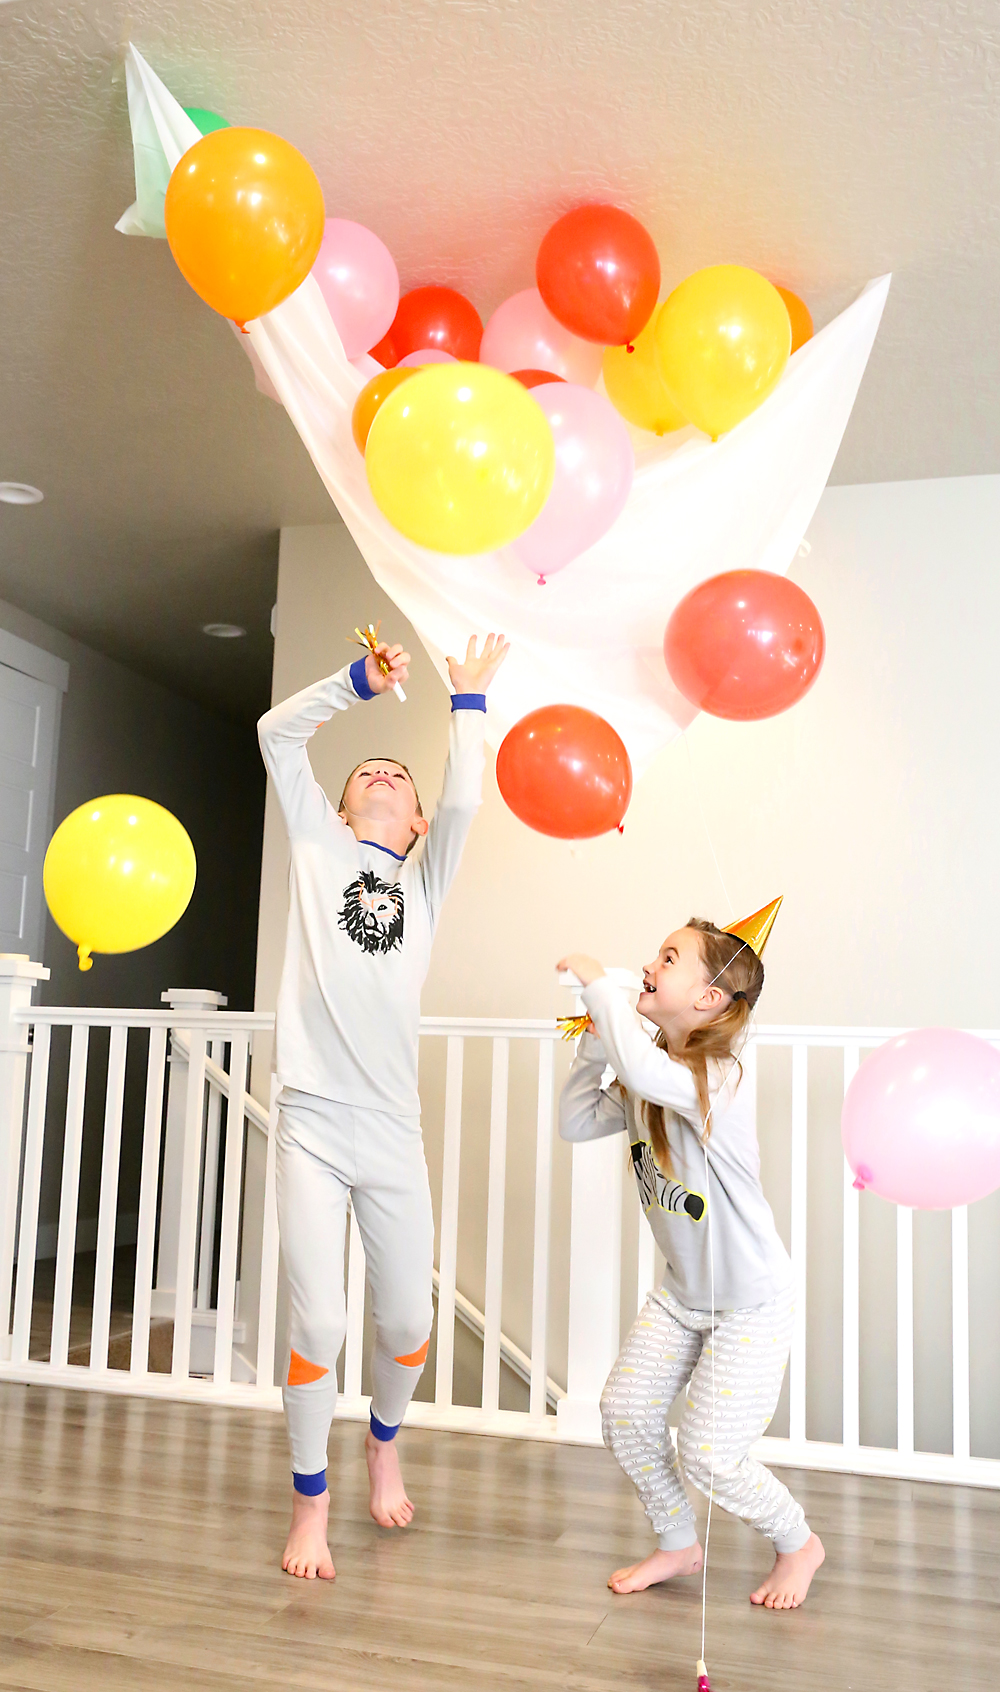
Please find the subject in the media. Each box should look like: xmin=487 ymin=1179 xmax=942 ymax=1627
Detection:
xmin=258 ymin=479 xmax=1000 ymax=1454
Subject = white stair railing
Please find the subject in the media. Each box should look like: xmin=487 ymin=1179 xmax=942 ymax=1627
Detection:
xmin=2 ymin=955 xmax=1000 ymax=1488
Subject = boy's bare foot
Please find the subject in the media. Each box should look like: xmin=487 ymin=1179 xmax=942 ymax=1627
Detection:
xmin=750 ymin=1532 xmax=825 ymax=1609
xmin=609 ymin=1542 xmax=704 ymax=1593
xmin=365 ymin=1429 xmax=414 ymax=1528
xmin=282 ymin=1489 xmax=336 ymax=1579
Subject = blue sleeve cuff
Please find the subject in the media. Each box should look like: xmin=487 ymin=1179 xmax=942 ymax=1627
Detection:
xmin=349 ymin=656 xmax=376 ymax=701
xmin=450 ymin=693 xmax=487 ymax=713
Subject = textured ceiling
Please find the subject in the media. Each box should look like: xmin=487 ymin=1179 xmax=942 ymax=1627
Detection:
xmin=1 ymin=0 xmax=998 ymax=719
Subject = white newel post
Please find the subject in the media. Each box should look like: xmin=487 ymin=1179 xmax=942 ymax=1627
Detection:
xmin=0 ymin=955 xmax=49 ymax=1360
xmin=555 ymin=969 xmax=633 ymax=1444
xmin=152 ymin=988 xmax=226 ymax=1316
xmin=557 ymin=1134 xmax=623 ymax=1443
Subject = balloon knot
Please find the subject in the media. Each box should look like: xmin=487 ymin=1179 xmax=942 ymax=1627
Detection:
xmin=625 ymin=342 xmax=635 ymax=354
xmin=537 ymin=576 xmax=547 ymax=586
xmin=233 ymin=319 xmax=250 ymax=335
xmin=617 ymin=823 xmax=625 ymax=835
xmin=77 ymin=945 xmax=93 ymax=973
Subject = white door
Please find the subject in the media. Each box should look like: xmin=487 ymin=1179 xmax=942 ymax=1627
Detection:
xmin=0 ymin=663 xmax=60 ymax=958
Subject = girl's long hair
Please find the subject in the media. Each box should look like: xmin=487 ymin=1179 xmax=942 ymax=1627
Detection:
xmin=641 ymin=918 xmax=765 ymax=1178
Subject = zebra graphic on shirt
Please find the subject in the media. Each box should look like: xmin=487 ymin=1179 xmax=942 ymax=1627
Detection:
xmin=630 ymin=1139 xmax=705 ymax=1221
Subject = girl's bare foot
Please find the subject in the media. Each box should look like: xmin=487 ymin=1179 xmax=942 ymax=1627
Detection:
xmin=750 ymin=1532 xmax=825 ymax=1609
xmin=609 ymin=1542 xmax=704 ymax=1593
xmin=365 ymin=1430 xmax=414 ymax=1527
xmin=282 ymin=1489 xmax=336 ymax=1579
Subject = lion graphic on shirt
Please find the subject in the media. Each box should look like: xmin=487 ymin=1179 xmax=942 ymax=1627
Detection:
xmin=338 ymin=869 xmax=405 ymax=956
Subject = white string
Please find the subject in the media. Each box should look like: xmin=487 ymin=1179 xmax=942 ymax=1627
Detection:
xmin=682 ymin=731 xmax=735 ymax=922
xmin=650 ymin=939 xmax=754 ymax=1673
xmin=696 ymin=1015 xmax=753 ymax=1669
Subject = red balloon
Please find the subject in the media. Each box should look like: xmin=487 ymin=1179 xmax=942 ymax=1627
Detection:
xmin=511 ymin=368 xmax=568 ymax=389
xmin=664 ymin=570 xmax=825 ymax=721
xmin=369 ymin=285 xmax=483 ymax=366
xmin=536 ymin=205 xmax=660 ymax=346
xmin=496 ymin=705 xmax=632 ymax=838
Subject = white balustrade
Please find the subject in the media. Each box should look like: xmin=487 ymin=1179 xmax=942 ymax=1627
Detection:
xmin=1 ymin=960 xmax=999 ymax=1491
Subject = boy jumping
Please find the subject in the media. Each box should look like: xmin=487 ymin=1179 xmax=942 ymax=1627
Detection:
xmin=258 ymin=630 xmax=507 ymax=1580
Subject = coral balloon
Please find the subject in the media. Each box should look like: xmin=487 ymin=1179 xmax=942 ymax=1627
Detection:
xmin=480 ymin=289 xmax=603 ymax=386
xmin=43 ymin=796 xmax=197 ymax=972
xmin=536 ymin=205 xmax=660 ymax=346
xmin=654 ymin=266 xmax=791 ymax=438
xmin=371 ymin=286 xmax=483 ymax=366
xmin=511 ymin=384 xmax=634 ymax=580
xmin=842 ymin=1028 xmax=1000 ymax=1209
xmin=664 ymin=570 xmax=824 ymax=721
xmin=365 ymin=362 xmax=554 ymax=553
xmin=512 ymin=369 xmax=567 ymax=389
xmin=496 ymin=706 xmax=632 ymax=838
xmin=774 ymin=285 xmax=814 ymax=353
xmin=165 ymin=127 xmax=325 ymax=323
xmin=603 ymin=317 xmax=688 ymax=435
xmin=351 ymin=366 xmax=418 ymax=454
xmin=396 ymin=349 xmax=457 ymax=366
xmin=311 ymin=219 xmax=399 ymax=359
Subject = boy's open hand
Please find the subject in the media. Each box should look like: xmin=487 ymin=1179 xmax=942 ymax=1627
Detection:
xmin=447 ymin=633 xmax=509 ymax=695
xmin=366 ymin=642 xmax=410 ymax=694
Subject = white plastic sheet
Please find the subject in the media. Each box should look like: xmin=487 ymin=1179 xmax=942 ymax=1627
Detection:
xmin=117 ymin=44 xmax=889 ymax=772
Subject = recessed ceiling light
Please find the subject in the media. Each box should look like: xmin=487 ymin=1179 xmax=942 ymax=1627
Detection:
xmin=202 ymin=622 xmax=246 ymax=639
xmin=0 ymin=483 xmax=44 ymax=505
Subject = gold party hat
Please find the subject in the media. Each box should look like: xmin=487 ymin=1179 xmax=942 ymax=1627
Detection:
xmin=724 ymin=896 xmax=783 ymax=959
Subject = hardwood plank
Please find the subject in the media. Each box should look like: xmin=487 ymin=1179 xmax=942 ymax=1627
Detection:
xmin=2 ymin=1384 xmax=1000 ymax=1692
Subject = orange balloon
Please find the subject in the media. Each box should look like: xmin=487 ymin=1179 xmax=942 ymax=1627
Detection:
xmin=165 ymin=127 xmax=325 ymax=323
xmin=496 ymin=705 xmax=632 ymax=838
xmin=775 ymin=286 xmax=813 ymax=353
xmin=352 ymin=367 xmax=419 ymax=453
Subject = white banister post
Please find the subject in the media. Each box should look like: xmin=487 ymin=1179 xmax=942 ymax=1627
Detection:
xmin=558 ymin=1135 xmax=623 ymax=1442
xmin=152 ymin=988 xmax=227 ymax=1317
xmin=0 ymin=954 xmax=49 ymax=1360
xmin=555 ymin=968 xmax=635 ymax=1443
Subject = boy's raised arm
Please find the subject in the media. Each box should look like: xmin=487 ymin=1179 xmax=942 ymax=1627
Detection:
xmin=258 ymin=648 xmax=405 ymax=840
xmin=420 ymin=634 xmax=508 ymax=917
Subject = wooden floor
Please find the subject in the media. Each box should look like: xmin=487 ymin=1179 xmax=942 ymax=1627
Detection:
xmin=1 ymin=1385 xmax=999 ymax=1690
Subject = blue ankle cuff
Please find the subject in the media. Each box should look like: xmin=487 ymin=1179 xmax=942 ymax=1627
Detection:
xmin=369 ymin=1412 xmax=400 ymax=1442
xmin=293 ymin=1468 xmax=327 ymax=1496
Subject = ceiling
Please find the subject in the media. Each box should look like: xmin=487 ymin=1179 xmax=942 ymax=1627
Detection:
xmin=1 ymin=0 xmax=997 ymax=721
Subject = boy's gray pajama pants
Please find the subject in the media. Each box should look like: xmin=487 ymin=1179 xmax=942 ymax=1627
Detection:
xmin=275 ymin=1088 xmax=434 ymax=1479
xmin=601 ymin=1290 xmax=811 ymax=1553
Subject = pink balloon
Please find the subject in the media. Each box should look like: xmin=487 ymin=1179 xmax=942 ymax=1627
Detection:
xmin=480 ymin=289 xmax=604 ymax=387
xmin=312 ymin=219 xmax=399 ymax=360
xmin=397 ymin=348 xmax=458 ymax=367
xmin=510 ymin=383 xmax=634 ymax=580
xmin=842 ymin=1027 xmax=1000 ymax=1209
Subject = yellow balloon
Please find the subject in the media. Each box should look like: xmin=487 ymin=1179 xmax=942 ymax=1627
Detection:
xmin=603 ymin=318 xmax=688 ymax=435
xmin=43 ymin=796 xmax=197 ymax=971
xmin=654 ymin=265 xmax=791 ymax=439
xmin=365 ymin=361 xmax=555 ymax=553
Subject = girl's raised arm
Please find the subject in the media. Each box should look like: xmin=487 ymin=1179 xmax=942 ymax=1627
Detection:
xmin=559 ymin=1029 xmax=628 ymax=1143
xmin=581 ymin=977 xmax=702 ymax=1124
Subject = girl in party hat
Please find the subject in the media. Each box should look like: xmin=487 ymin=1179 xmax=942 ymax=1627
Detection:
xmin=557 ymin=901 xmax=825 ymax=1612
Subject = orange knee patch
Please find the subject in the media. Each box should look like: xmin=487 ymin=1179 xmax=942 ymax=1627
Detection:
xmin=394 ymin=1339 xmax=430 ymax=1368
xmin=287 ymin=1349 xmax=329 ymax=1387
